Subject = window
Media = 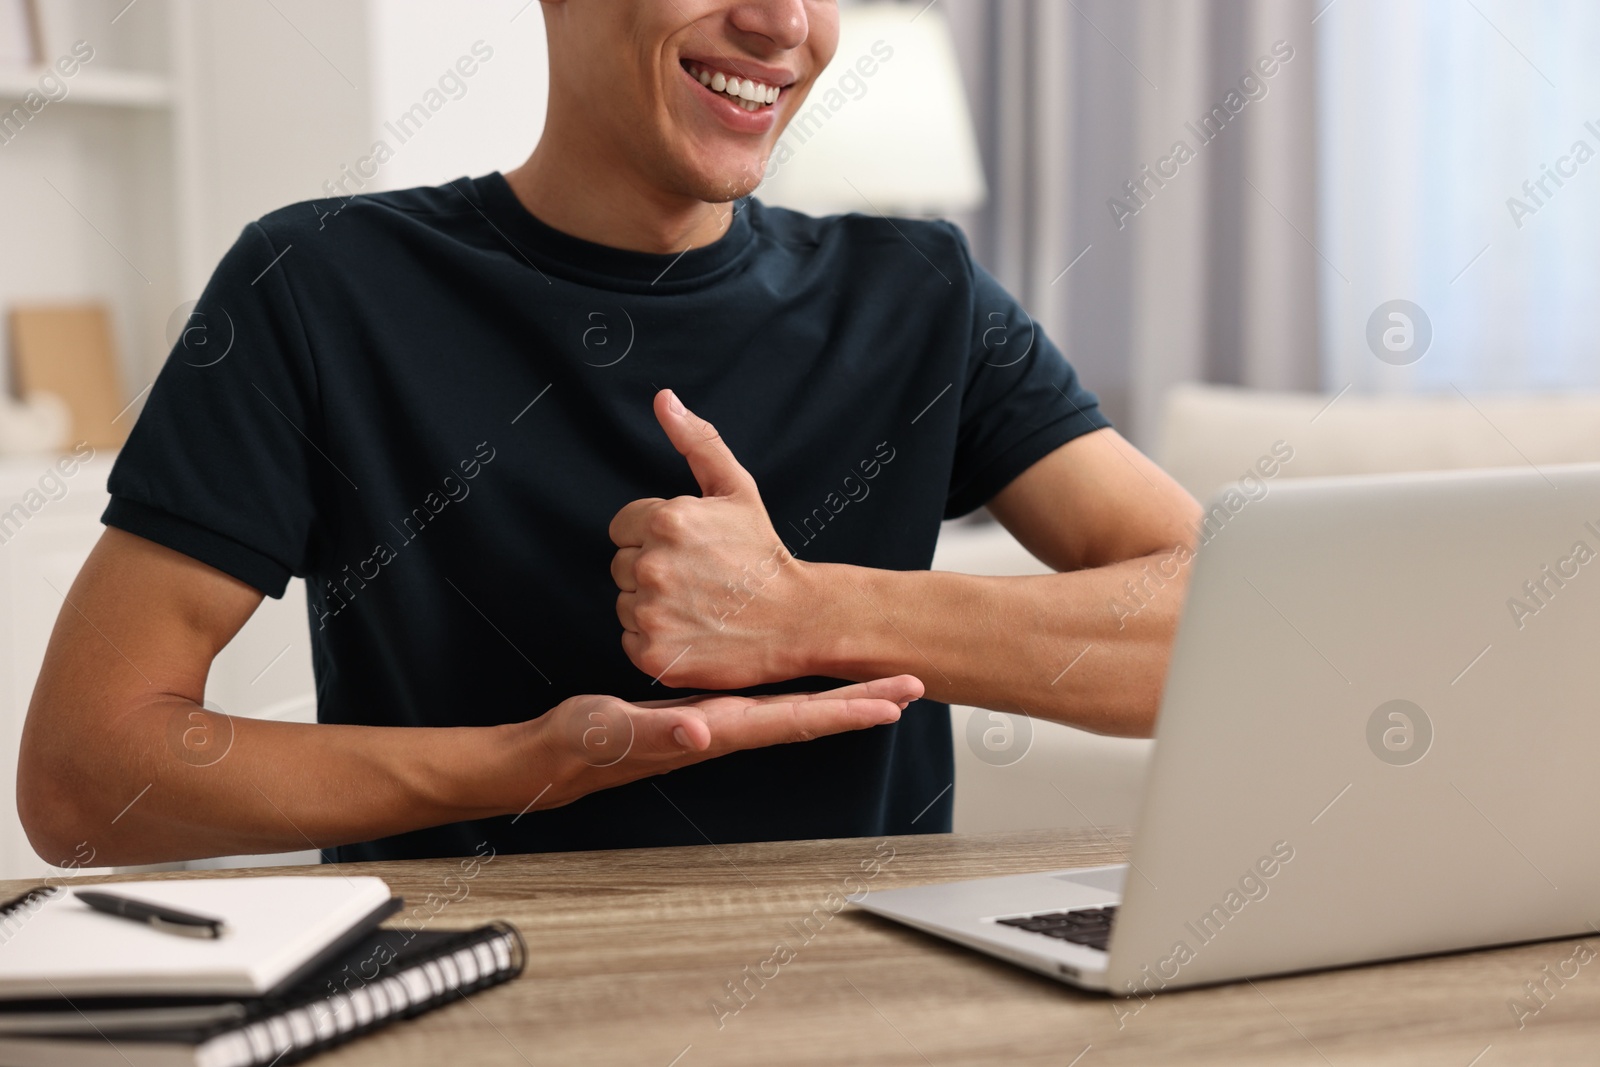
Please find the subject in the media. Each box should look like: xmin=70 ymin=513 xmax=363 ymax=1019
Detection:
xmin=1318 ymin=0 xmax=1600 ymax=391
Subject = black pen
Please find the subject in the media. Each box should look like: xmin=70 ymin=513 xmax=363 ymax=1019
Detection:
xmin=74 ymin=891 xmax=229 ymax=939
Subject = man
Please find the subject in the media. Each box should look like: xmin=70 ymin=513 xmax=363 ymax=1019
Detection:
xmin=18 ymin=0 xmax=1199 ymax=868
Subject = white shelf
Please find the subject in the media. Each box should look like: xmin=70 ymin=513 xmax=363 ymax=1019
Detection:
xmin=0 ymin=66 xmax=171 ymax=108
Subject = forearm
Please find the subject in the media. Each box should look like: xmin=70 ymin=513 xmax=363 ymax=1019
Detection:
xmin=802 ymin=550 xmax=1192 ymax=737
xmin=19 ymin=695 xmax=549 ymax=868
xmin=29 ymin=526 xmax=913 ymax=870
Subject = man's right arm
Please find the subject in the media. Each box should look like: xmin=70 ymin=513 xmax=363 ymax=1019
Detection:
xmin=17 ymin=528 xmax=919 ymax=868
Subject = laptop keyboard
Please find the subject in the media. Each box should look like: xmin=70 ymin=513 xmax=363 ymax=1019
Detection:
xmin=995 ymin=905 xmax=1118 ymax=951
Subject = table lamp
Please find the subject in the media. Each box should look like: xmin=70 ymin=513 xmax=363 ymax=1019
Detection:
xmin=756 ymin=1 xmax=987 ymax=218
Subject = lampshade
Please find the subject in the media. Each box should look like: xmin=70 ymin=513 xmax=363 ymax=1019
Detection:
xmin=757 ymin=2 xmax=987 ymax=217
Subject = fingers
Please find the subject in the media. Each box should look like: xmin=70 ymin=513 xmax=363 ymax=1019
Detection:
xmin=630 ymin=707 xmax=712 ymax=755
xmin=653 ymin=389 xmax=756 ymax=499
xmin=633 ymin=675 xmax=926 ymax=710
xmin=610 ymin=547 xmax=640 ymax=592
xmin=557 ymin=699 xmax=712 ymax=767
xmin=632 ymin=692 xmax=723 ymax=709
xmin=609 ymin=498 xmax=664 ymax=548
xmin=709 ymin=696 xmax=905 ymax=751
xmin=550 ymin=681 xmax=912 ymax=794
xmin=616 ymin=592 xmax=638 ymax=633
xmin=627 ymin=694 xmax=903 ymax=751
xmin=767 ymin=675 xmax=926 ymax=708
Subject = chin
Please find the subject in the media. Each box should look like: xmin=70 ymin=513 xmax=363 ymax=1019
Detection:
xmin=671 ymin=153 xmax=772 ymax=204
xmin=710 ymin=166 xmax=767 ymax=203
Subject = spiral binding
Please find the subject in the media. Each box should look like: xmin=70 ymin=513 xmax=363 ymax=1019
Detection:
xmin=198 ymin=921 xmax=526 ymax=1067
xmin=0 ymin=885 xmax=62 ymax=926
xmin=0 ymin=887 xmax=524 ymax=1067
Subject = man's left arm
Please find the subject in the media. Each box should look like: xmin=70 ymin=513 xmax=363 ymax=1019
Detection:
xmin=804 ymin=423 xmax=1202 ymax=738
xmin=611 ymin=390 xmax=1201 ymax=739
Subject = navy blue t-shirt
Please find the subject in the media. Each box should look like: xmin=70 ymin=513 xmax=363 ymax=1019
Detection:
xmin=103 ymin=172 xmax=1110 ymax=862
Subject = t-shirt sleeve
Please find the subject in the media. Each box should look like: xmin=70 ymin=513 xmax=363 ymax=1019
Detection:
xmin=102 ymin=221 xmax=327 ymax=598
xmin=942 ymin=225 xmax=1112 ymax=518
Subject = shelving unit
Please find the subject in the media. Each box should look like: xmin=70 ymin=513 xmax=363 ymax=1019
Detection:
xmin=0 ymin=0 xmax=545 ymax=879
xmin=0 ymin=0 xmax=376 ymax=396
xmin=0 ymin=0 xmax=359 ymax=879
xmin=0 ymin=0 xmax=186 ymax=412
xmin=0 ymin=65 xmax=172 ymax=106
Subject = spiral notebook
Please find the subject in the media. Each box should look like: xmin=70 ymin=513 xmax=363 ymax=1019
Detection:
xmin=0 ymin=922 xmax=525 ymax=1066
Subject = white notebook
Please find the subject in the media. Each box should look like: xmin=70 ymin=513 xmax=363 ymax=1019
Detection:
xmin=0 ymin=877 xmax=395 ymax=999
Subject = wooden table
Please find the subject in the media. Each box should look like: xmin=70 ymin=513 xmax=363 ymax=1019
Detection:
xmin=9 ymin=828 xmax=1597 ymax=1065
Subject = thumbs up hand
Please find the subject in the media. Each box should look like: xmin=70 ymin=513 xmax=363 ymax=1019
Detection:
xmin=608 ymin=390 xmax=811 ymax=689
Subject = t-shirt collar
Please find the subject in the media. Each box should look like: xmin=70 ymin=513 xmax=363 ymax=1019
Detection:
xmin=465 ymin=171 xmax=756 ymax=291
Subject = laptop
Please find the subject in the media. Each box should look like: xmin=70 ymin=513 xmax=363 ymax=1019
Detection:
xmin=856 ymin=462 xmax=1600 ymax=995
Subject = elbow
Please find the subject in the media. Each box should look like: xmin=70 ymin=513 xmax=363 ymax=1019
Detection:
xmin=16 ymin=736 xmax=96 ymax=870
xmin=1030 ymin=673 xmax=1162 ymax=739
xmin=1130 ymin=694 xmax=1162 ymax=740
xmin=1075 ymin=692 xmax=1162 ymax=740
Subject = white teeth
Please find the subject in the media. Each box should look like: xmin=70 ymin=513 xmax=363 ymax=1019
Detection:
xmin=689 ymin=64 xmax=780 ymax=109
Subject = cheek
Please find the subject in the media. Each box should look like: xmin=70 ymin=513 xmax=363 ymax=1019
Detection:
xmin=808 ymin=4 xmax=842 ymax=66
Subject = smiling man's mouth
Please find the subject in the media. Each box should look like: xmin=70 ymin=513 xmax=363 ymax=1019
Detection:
xmin=683 ymin=61 xmax=783 ymax=112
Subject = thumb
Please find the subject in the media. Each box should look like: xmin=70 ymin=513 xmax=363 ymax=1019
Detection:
xmin=654 ymin=389 xmax=755 ymax=498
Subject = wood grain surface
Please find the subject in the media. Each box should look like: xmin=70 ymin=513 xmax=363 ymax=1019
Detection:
xmin=3 ymin=828 xmax=1594 ymax=1066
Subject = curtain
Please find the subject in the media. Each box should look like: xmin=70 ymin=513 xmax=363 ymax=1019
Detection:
xmin=1318 ymin=0 xmax=1600 ymax=394
xmin=943 ymin=0 xmax=1321 ymax=453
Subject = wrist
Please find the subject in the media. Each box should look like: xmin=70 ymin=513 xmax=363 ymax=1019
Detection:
xmin=794 ymin=561 xmax=878 ymax=681
xmin=507 ymin=713 xmax=585 ymax=814
xmin=444 ymin=717 xmax=578 ymax=820
xmin=744 ymin=543 xmax=831 ymax=682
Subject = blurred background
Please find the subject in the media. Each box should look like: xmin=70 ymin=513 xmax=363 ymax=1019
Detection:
xmin=0 ymin=0 xmax=1595 ymax=878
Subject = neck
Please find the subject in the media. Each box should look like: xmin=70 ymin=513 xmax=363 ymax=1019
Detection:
xmin=504 ymin=114 xmax=735 ymax=255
